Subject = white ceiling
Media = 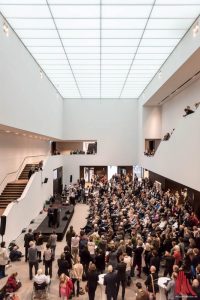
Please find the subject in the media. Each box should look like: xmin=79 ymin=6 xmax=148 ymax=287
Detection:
xmin=0 ymin=0 xmax=200 ymax=99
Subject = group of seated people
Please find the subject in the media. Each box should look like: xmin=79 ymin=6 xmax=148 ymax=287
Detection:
xmin=144 ymin=149 xmax=155 ymax=156
xmin=183 ymin=101 xmax=200 ymax=117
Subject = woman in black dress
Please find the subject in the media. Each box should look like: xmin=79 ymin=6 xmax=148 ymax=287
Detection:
xmin=86 ymin=263 xmax=99 ymax=300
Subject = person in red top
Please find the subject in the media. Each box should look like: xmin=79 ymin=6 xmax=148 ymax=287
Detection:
xmin=59 ymin=273 xmax=73 ymax=300
xmin=5 ymin=272 xmax=21 ymax=293
xmin=173 ymin=245 xmax=182 ymax=267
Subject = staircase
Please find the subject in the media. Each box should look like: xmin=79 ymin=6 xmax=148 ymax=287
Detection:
xmin=0 ymin=163 xmax=39 ymax=213
xmin=18 ymin=163 xmax=39 ymax=180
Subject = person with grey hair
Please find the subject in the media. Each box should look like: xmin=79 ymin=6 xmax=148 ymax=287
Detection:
xmin=104 ymin=265 xmax=118 ymax=300
xmin=28 ymin=241 xmax=38 ymax=280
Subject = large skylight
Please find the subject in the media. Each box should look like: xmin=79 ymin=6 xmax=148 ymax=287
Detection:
xmin=0 ymin=1 xmax=199 ymax=99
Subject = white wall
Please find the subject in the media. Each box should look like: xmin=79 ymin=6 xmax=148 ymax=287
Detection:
xmin=161 ymin=78 xmax=200 ymax=135
xmin=3 ymin=155 xmax=63 ymax=244
xmin=0 ymin=14 xmax=63 ymax=139
xmin=138 ymin=78 xmax=200 ymax=191
xmin=143 ymin=106 xmax=162 ymax=140
xmin=63 ymin=99 xmax=138 ymax=169
xmin=0 ymin=132 xmax=50 ymax=193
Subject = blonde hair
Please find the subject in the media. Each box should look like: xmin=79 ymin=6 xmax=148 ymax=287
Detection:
xmin=108 ymin=265 xmax=113 ymax=273
xmin=60 ymin=274 xmax=66 ymax=283
xmin=37 ymin=269 xmax=43 ymax=275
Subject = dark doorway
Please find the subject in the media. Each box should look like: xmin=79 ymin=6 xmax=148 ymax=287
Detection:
xmin=80 ymin=166 xmax=108 ymax=182
xmin=53 ymin=167 xmax=63 ymax=195
xmin=117 ymin=166 xmax=133 ymax=176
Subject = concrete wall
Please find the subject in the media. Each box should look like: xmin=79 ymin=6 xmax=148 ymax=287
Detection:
xmin=63 ymin=99 xmax=138 ymax=169
xmin=138 ymin=77 xmax=200 ymax=191
xmin=0 ymin=13 xmax=63 ymax=139
xmin=0 ymin=132 xmax=50 ymax=193
xmin=3 ymin=155 xmax=63 ymax=244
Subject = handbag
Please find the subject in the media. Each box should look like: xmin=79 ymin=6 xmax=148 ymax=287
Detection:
xmin=85 ymin=283 xmax=88 ymax=292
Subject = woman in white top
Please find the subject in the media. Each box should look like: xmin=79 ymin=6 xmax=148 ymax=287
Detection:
xmin=123 ymin=253 xmax=132 ymax=286
xmin=73 ymin=256 xmax=83 ymax=297
xmin=0 ymin=241 xmax=9 ymax=277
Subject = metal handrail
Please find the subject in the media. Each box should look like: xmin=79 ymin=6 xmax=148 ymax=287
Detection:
xmin=0 ymin=154 xmax=46 ymax=189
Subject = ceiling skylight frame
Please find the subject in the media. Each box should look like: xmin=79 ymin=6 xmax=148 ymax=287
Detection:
xmin=0 ymin=2 xmax=199 ymax=99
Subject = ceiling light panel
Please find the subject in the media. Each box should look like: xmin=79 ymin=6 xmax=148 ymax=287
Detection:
xmin=50 ymin=5 xmax=100 ymax=18
xmin=55 ymin=19 xmax=99 ymax=29
xmin=0 ymin=5 xmax=51 ymax=18
xmin=0 ymin=1 xmax=199 ymax=99
xmin=151 ymin=5 xmax=200 ymax=18
xmin=7 ymin=18 xmax=55 ymax=29
xmin=15 ymin=29 xmax=58 ymax=39
xmin=102 ymin=5 xmax=152 ymax=18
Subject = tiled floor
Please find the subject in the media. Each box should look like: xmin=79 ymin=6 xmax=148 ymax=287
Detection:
xmin=0 ymin=204 xmax=160 ymax=299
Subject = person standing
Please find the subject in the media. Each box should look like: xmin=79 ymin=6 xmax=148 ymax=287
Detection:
xmin=133 ymin=240 xmax=144 ymax=278
xmin=86 ymin=263 xmax=99 ymax=300
xmin=165 ymin=272 xmax=178 ymax=300
xmin=135 ymin=282 xmax=149 ymax=300
xmin=24 ymin=228 xmax=34 ymax=262
xmin=145 ymin=266 xmax=159 ymax=300
xmin=73 ymin=256 xmax=83 ymax=297
xmin=57 ymin=253 xmax=70 ymax=277
xmin=116 ymin=256 xmax=127 ymax=300
xmin=28 ymin=241 xmax=38 ymax=280
xmin=66 ymin=226 xmax=75 ymax=250
xmin=104 ymin=265 xmax=118 ymax=300
xmin=0 ymin=242 xmax=9 ymax=278
xmin=43 ymin=244 xmax=53 ymax=278
xmin=35 ymin=231 xmax=44 ymax=262
xmin=48 ymin=230 xmax=57 ymax=257
xmin=71 ymin=234 xmax=80 ymax=264
xmin=59 ymin=273 xmax=73 ymax=300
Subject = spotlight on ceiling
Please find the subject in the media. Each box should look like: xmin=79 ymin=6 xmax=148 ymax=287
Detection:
xmin=193 ymin=22 xmax=199 ymax=37
xmin=3 ymin=23 xmax=9 ymax=37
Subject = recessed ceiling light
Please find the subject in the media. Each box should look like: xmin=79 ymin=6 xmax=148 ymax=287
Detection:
xmin=3 ymin=23 xmax=9 ymax=37
xmin=15 ymin=132 xmax=19 ymax=135
xmin=193 ymin=22 xmax=199 ymax=37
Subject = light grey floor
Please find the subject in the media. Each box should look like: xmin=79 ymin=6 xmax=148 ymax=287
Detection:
xmin=0 ymin=204 xmax=160 ymax=299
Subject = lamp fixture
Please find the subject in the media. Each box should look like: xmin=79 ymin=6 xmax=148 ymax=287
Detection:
xmin=3 ymin=22 xmax=9 ymax=37
xmin=193 ymin=22 xmax=199 ymax=37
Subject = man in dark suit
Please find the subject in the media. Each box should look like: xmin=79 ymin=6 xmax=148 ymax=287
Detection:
xmin=24 ymin=228 xmax=34 ymax=262
xmin=104 ymin=265 xmax=118 ymax=300
xmin=116 ymin=256 xmax=127 ymax=300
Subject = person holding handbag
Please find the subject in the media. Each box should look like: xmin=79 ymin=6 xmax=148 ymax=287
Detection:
xmin=145 ymin=266 xmax=159 ymax=300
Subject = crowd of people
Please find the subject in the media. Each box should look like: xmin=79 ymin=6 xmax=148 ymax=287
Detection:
xmin=0 ymin=173 xmax=200 ymax=300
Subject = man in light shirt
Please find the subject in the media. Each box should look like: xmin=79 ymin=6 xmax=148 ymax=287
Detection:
xmin=71 ymin=234 xmax=80 ymax=263
xmin=33 ymin=268 xmax=50 ymax=287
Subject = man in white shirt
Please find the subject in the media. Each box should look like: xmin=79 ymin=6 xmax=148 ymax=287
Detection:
xmin=34 ymin=268 xmax=50 ymax=286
